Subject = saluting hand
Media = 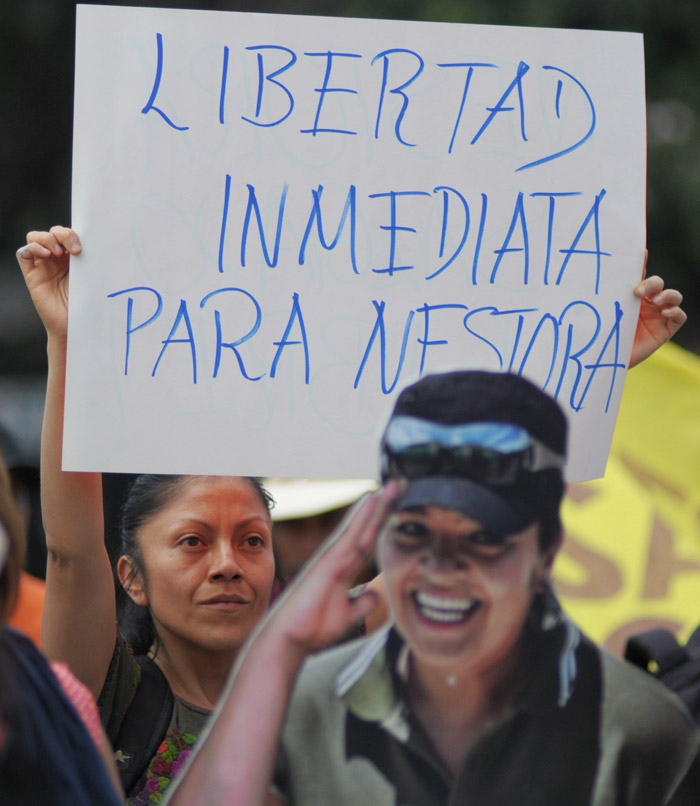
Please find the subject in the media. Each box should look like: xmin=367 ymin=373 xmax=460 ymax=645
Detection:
xmin=262 ymin=480 xmax=404 ymax=657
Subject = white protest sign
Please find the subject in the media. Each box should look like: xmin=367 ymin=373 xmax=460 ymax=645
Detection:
xmin=67 ymin=5 xmax=646 ymax=481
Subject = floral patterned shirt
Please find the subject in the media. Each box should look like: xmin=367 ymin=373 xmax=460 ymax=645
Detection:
xmin=127 ymin=724 xmax=200 ymax=805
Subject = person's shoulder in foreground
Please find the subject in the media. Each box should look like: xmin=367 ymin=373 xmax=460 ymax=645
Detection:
xmin=0 ymin=626 xmax=123 ymax=806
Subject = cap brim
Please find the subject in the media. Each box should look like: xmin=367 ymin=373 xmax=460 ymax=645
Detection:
xmin=396 ymin=476 xmax=531 ymax=534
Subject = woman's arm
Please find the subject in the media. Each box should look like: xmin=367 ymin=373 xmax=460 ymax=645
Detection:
xmin=17 ymin=227 xmax=117 ymax=699
xmin=165 ymin=482 xmax=402 ymax=806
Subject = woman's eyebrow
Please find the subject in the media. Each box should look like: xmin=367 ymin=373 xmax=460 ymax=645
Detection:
xmin=165 ymin=517 xmax=212 ymax=529
xmin=165 ymin=515 xmax=269 ymax=529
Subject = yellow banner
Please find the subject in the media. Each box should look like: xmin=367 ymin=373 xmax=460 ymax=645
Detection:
xmin=555 ymin=342 xmax=700 ymax=654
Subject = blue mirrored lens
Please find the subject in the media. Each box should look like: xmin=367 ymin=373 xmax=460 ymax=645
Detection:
xmin=384 ymin=417 xmax=532 ymax=455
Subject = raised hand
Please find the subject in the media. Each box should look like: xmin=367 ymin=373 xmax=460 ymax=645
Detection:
xmin=16 ymin=226 xmax=82 ymax=341
xmin=263 ymin=480 xmax=404 ymax=656
xmin=629 ymin=254 xmax=686 ymax=368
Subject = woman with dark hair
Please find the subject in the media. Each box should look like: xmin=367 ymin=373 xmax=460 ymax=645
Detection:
xmin=17 ymin=227 xmax=278 ymax=804
xmin=0 ymin=452 xmax=123 ymax=805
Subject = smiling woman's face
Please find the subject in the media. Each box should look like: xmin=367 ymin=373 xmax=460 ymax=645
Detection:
xmin=378 ymin=505 xmax=555 ymax=678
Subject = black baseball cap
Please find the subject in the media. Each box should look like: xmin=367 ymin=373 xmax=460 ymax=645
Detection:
xmin=381 ymin=371 xmax=568 ymax=536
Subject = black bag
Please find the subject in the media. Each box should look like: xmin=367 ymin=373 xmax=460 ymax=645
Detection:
xmin=624 ymin=625 xmax=700 ymax=725
xmin=112 ymin=654 xmax=174 ymax=795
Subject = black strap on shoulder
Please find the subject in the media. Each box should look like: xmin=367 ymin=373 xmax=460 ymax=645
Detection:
xmin=112 ymin=654 xmax=174 ymax=795
xmin=624 ymin=628 xmax=690 ymax=674
xmin=625 ymin=626 xmax=700 ymax=723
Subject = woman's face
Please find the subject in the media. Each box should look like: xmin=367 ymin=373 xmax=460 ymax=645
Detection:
xmin=129 ymin=476 xmax=274 ymax=656
xmin=379 ymin=505 xmax=556 ymax=678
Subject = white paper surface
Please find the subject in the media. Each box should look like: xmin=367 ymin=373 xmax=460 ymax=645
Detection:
xmin=67 ymin=5 xmax=646 ymax=481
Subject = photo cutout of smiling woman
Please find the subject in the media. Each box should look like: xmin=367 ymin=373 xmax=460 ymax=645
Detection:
xmin=165 ymin=371 xmax=700 ymax=806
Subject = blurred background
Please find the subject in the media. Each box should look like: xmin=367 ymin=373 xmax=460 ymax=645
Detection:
xmin=1 ymin=0 xmax=699 ymax=651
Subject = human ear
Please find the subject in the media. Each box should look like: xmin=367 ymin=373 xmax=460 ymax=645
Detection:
xmin=533 ymin=532 xmax=563 ymax=592
xmin=541 ymin=533 xmax=563 ymax=574
xmin=117 ymin=554 xmax=149 ymax=607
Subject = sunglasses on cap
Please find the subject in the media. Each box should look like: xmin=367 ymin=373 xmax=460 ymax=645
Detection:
xmin=380 ymin=416 xmax=565 ymax=487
